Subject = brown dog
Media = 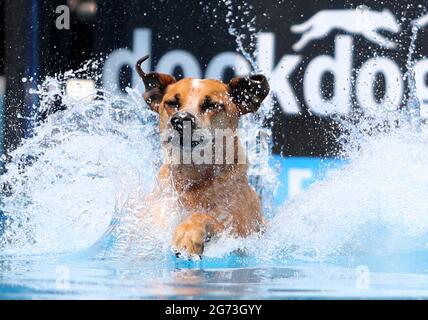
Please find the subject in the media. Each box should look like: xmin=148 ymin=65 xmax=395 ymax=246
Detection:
xmin=136 ymin=55 xmax=270 ymax=258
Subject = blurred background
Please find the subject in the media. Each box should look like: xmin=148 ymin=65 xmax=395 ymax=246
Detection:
xmin=0 ymin=0 xmax=427 ymax=204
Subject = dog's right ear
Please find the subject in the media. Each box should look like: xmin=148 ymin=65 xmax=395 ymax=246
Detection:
xmin=136 ymin=55 xmax=176 ymax=113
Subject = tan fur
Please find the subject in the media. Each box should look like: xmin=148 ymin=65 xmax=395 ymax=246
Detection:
xmin=140 ymin=77 xmax=265 ymax=257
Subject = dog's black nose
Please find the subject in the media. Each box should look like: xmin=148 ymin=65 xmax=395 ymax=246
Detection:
xmin=170 ymin=112 xmax=196 ymax=135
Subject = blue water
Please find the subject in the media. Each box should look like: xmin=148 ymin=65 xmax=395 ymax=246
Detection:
xmin=4 ymin=250 xmax=428 ymax=299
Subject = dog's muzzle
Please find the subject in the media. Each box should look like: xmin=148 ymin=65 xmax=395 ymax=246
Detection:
xmin=169 ymin=112 xmax=205 ymax=149
xmin=170 ymin=112 xmax=196 ymax=135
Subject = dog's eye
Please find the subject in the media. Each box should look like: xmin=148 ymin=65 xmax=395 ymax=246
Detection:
xmin=201 ymin=100 xmax=224 ymax=112
xmin=165 ymin=100 xmax=179 ymax=109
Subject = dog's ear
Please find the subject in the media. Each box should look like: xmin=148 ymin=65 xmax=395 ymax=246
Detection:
xmin=136 ymin=55 xmax=176 ymax=113
xmin=228 ymin=75 xmax=270 ymax=115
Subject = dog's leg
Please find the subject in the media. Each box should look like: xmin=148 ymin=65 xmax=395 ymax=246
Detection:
xmin=172 ymin=213 xmax=223 ymax=257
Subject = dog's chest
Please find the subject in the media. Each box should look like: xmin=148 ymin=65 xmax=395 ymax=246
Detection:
xmin=176 ymin=181 xmax=238 ymax=214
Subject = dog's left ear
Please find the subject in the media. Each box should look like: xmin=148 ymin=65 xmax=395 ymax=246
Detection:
xmin=228 ymin=75 xmax=270 ymax=115
xmin=136 ymin=55 xmax=176 ymax=113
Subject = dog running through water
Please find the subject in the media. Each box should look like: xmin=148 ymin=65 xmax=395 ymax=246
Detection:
xmin=136 ymin=55 xmax=270 ymax=258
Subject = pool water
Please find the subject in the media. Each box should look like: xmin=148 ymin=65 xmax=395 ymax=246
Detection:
xmin=4 ymin=251 xmax=428 ymax=299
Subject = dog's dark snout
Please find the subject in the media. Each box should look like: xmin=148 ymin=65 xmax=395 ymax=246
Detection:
xmin=170 ymin=112 xmax=196 ymax=135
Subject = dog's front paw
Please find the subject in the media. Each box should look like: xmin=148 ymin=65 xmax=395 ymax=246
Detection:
xmin=172 ymin=221 xmax=206 ymax=258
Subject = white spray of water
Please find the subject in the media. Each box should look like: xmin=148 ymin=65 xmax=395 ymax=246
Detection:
xmin=0 ymin=64 xmax=160 ymax=254
xmin=259 ymin=127 xmax=428 ymax=261
xmin=220 ymin=0 xmax=278 ymax=217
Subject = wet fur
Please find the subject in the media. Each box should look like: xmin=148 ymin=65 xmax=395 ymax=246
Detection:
xmin=136 ymin=57 xmax=269 ymax=257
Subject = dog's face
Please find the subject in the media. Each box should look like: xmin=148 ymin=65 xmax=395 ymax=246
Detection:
xmin=136 ymin=55 xmax=270 ymax=163
xmin=158 ymin=78 xmax=243 ymax=134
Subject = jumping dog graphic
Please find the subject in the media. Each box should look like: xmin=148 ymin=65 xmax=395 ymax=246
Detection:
xmin=291 ymin=8 xmax=401 ymax=51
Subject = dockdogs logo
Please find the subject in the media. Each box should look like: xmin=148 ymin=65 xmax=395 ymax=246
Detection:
xmin=102 ymin=7 xmax=428 ymax=118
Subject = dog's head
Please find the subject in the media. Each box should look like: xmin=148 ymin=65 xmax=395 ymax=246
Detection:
xmin=136 ymin=55 xmax=269 ymax=164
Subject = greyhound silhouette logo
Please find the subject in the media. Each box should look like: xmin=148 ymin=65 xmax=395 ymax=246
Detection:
xmin=291 ymin=7 xmax=401 ymax=51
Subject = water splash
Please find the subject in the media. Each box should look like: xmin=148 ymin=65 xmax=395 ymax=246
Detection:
xmin=404 ymin=23 xmax=422 ymax=130
xmin=0 ymin=66 xmax=160 ymax=254
xmin=222 ymin=0 xmax=259 ymax=72
xmin=221 ymin=0 xmax=278 ymax=218
xmin=258 ymin=124 xmax=428 ymax=262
